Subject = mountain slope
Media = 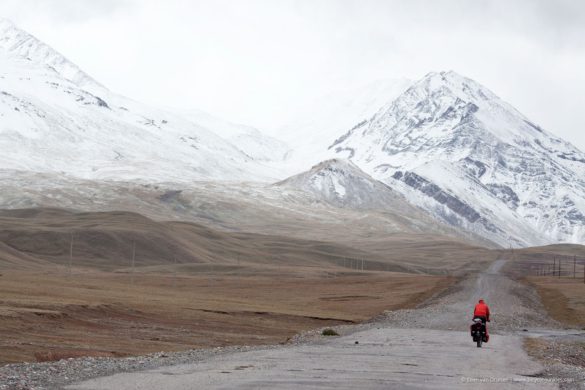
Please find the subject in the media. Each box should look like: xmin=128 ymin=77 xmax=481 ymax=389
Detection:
xmin=0 ymin=18 xmax=101 ymax=90
xmin=274 ymin=158 xmax=477 ymax=242
xmin=0 ymin=20 xmax=287 ymax=182
xmin=178 ymin=108 xmax=290 ymax=162
xmin=330 ymin=71 xmax=585 ymax=246
xmin=276 ymin=158 xmax=411 ymax=210
xmin=278 ymin=78 xmax=412 ymax=174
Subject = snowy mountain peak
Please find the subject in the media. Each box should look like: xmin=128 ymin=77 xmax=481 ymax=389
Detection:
xmin=306 ymin=158 xmax=363 ymax=175
xmin=329 ymin=71 xmax=585 ymax=247
xmin=332 ymin=69 xmax=583 ymax=165
xmin=395 ymin=69 xmax=550 ymax=144
xmin=276 ymin=158 xmax=403 ymax=209
xmin=0 ymin=18 xmax=102 ymax=90
xmin=418 ymin=70 xmax=495 ymax=99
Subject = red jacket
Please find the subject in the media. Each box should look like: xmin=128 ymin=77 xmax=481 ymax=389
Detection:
xmin=474 ymin=300 xmax=490 ymax=320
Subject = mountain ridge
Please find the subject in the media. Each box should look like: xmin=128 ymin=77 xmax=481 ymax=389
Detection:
xmin=0 ymin=18 xmax=102 ymax=91
xmin=0 ymin=19 xmax=289 ymax=183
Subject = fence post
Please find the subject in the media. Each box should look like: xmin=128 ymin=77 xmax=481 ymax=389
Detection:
xmin=574 ymin=256 xmax=577 ymax=278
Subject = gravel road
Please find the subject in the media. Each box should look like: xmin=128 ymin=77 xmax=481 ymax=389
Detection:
xmin=64 ymin=260 xmax=585 ymax=389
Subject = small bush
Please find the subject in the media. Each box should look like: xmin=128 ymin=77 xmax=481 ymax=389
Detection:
xmin=34 ymin=351 xmax=82 ymax=362
xmin=34 ymin=350 xmax=116 ymax=362
xmin=322 ymin=328 xmax=339 ymax=336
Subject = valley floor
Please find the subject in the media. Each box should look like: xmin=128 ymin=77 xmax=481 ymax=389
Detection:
xmin=0 ymin=267 xmax=449 ymax=366
xmin=2 ymin=260 xmax=585 ymax=389
xmin=524 ymin=276 xmax=585 ymax=329
xmin=61 ymin=260 xmax=585 ymax=389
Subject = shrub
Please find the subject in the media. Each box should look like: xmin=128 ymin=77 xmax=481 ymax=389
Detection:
xmin=322 ymin=328 xmax=339 ymax=336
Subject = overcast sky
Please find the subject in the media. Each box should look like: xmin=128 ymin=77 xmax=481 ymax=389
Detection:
xmin=1 ymin=0 xmax=584 ymax=149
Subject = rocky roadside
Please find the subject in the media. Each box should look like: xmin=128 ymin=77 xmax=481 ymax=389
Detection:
xmin=0 ymin=345 xmax=283 ymax=390
xmin=0 ymin=320 xmax=394 ymax=390
xmin=524 ymin=336 xmax=585 ymax=390
xmin=0 ymin=314 xmax=398 ymax=390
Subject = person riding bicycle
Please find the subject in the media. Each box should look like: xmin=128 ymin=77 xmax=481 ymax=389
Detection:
xmin=473 ymin=299 xmax=490 ymax=341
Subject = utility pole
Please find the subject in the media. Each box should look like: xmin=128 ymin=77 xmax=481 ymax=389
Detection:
xmin=131 ymin=241 xmax=136 ymax=286
xmin=69 ymin=232 xmax=73 ymax=276
xmin=173 ymin=255 xmax=177 ymax=289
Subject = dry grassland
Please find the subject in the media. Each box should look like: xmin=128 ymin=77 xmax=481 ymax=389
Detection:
xmin=0 ymin=268 xmax=451 ymax=364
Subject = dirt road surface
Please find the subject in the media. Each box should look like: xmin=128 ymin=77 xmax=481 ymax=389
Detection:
xmin=67 ymin=260 xmax=583 ymax=389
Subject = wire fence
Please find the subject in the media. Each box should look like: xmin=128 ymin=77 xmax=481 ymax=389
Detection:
xmin=531 ymin=255 xmax=585 ymax=283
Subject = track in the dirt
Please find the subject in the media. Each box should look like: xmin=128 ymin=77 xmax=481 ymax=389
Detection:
xmin=67 ymin=260 xmax=574 ymax=389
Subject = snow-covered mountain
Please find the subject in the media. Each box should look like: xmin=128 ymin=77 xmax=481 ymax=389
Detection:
xmin=0 ymin=19 xmax=288 ymax=182
xmin=330 ymin=71 xmax=585 ymax=246
xmin=0 ymin=18 xmax=101 ymax=91
xmin=276 ymin=158 xmax=407 ymax=209
xmin=178 ymin=108 xmax=290 ymax=162
xmin=274 ymin=158 xmax=487 ymax=243
xmin=2 ymin=19 xmax=583 ymax=248
xmin=278 ymin=78 xmax=412 ymax=173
